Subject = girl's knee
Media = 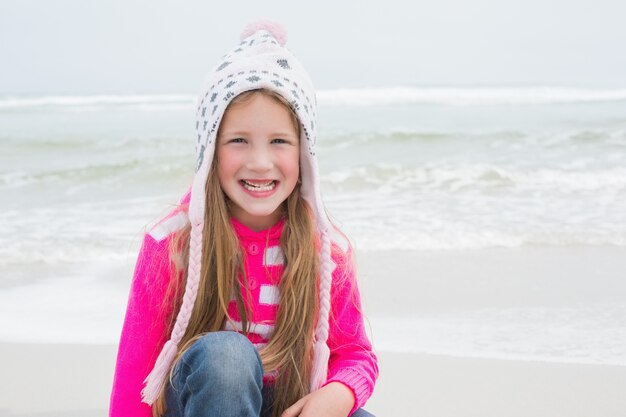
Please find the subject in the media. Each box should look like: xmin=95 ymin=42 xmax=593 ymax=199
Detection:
xmin=350 ymin=409 xmax=375 ymax=417
xmin=175 ymin=331 xmax=263 ymax=389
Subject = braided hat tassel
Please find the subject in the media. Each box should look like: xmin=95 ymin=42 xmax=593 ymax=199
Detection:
xmin=141 ymin=222 xmax=204 ymax=404
xmin=310 ymin=228 xmax=333 ymax=390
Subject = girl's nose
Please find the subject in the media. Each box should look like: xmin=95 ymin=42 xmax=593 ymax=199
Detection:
xmin=246 ymin=147 xmax=274 ymax=171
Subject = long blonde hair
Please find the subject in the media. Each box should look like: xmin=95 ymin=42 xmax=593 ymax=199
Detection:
xmin=152 ymin=89 xmax=319 ymax=417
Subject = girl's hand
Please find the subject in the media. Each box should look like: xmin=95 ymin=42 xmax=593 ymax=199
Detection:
xmin=281 ymin=382 xmax=355 ymax=417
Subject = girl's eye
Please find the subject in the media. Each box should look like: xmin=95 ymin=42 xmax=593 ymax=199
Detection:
xmin=271 ymin=138 xmax=288 ymax=144
xmin=230 ymin=138 xmax=246 ymax=144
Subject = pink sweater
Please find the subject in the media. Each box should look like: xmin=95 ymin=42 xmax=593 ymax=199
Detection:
xmin=109 ymin=208 xmax=378 ymax=416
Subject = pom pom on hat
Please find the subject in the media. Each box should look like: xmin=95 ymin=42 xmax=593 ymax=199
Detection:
xmin=240 ymin=19 xmax=287 ymax=46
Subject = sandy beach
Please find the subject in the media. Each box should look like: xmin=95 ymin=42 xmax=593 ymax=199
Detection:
xmin=1 ymin=346 xmax=626 ymax=417
xmin=1 ymin=245 xmax=625 ymax=416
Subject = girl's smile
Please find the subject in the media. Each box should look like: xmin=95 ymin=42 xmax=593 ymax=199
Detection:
xmin=240 ymin=179 xmax=277 ymax=193
xmin=216 ymin=92 xmax=300 ymax=232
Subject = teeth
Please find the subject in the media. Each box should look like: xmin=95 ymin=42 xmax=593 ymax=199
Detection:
xmin=242 ymin=180 xmax=276 ymax=192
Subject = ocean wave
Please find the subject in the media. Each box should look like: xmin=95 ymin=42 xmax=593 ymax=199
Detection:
xmin=3 ymin=87 xmax=626 ymax=111
xmin=0 ymin=160 xmax=143 ymax=188
xmin=319 ymin=128 xmax=626 ymax=150
xmin=0 ymin=134 xmax=190 ymax=152
xmin=0 ymin=200 xmax=163 ymax=266
xmin=0 ymin=155 xmax=192 ymax=188
xmin=321 ymin=163 xmax=626 ymax=192
xmin=317 ymin=86 xmax=626 ymax=106
xmin=319 ymin=130 xmax=463 ymax=149
xmin=322 ymin=163 xmax=626 ymax=250
xmin=0 ymin=94 xmax=195 ymax=110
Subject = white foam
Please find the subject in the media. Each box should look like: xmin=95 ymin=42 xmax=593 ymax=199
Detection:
xmin=318 ymin=86 xmax=626 ymax=106
xmin=320 ymin=161 xmax=626 ymax=250
xmin=0 ymin=94 xmax=194 ymax=109
xmin=0 ymin=275 xmax=128 ymax=344
xmin=3 ymin=88 xmax=626 ymax=111
xmin=370 ymin=306 xmax=626 ymax=366
xmin=321 ymin=164 xmax=626 ymax=192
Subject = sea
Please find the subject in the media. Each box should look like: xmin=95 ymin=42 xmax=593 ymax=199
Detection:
xmin=1 ymin=86 xmax=625 ymax=366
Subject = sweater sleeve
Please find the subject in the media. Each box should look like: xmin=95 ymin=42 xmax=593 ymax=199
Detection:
xmin=109 ymin=233 xmax=175 ymax=417
xmin=323 ymin=243 xmax=379 ymax=415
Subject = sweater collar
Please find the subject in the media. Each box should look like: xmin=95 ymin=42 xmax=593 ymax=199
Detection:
xmin=230 ymin=217 xmax=285 ymax=242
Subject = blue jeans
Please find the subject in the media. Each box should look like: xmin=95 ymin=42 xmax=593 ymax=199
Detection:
xmin=163 ymin=331 xmax=374 ymax=417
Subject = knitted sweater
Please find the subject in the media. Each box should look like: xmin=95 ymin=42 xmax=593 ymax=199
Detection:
xmin=109 ymin=207 xmax=378 ymax=417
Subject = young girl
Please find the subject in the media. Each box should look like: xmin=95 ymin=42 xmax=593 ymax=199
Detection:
xmin=109 ymin=21 xmax=378 ymax=417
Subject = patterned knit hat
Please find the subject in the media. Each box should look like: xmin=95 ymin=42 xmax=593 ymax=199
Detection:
xmin=141 ymin=21 xmax=334 ymax=404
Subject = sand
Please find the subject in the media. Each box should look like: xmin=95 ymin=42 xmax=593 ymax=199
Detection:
xmin=368 ymin=352 xmax=626 ymax=417
xmin=1 ymin=345 xmax=626 ymax=417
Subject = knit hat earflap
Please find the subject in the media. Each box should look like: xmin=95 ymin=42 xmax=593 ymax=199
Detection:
xmin=141 ymin=20 xmax=334 ymax=404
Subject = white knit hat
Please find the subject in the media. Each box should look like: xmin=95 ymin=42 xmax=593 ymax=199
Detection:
xmin=141 ymin=20 xmax=334 ymax=404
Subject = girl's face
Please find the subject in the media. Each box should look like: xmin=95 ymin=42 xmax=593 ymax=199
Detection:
xmin=217 ymin=93 xmax=300 ymax=232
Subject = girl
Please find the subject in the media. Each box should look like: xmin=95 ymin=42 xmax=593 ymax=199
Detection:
xmin=109 ymin=21 xmax=378 ymax=417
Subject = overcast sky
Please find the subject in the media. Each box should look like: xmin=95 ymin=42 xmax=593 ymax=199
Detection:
xmin=1 ymin=0 xmax=625 ymax=94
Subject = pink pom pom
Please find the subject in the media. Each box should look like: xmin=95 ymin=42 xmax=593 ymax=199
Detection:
xmin=240 ymin=20 xmax=287 ymax=46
